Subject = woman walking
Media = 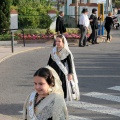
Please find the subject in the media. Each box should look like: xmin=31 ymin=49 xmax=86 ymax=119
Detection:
xmin=104 ymin=12 xmax=114 ymax=42
xmin=23 ymin=66 xmax=68 ymax=120
xmin=47 ymin=34 xmax=80 ymax=101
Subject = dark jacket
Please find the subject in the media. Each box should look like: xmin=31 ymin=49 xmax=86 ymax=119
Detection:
xmin=89 ymin=14 xmax=99 ymax=29
xmin=56 ymin=16 xmax=66 ymax=34
xmin=105 ymin=16 xmax=114 ymax=28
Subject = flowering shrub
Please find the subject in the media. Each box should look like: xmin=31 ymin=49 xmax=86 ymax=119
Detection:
xmin=15 ymin=28 xmax=90 ymax=40
xmin=16 ymin=33 xmax=54 ymax=40
xmin=16 ymin=33 xmax=90 ymax=40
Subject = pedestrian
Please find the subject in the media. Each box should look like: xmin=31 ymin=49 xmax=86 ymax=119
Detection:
xmin=53 ymin=11 xmax=66 ymax=46
xmin=23 ymin=66 xmax=68 ymax=120
xmin=117 ymin=8 xmax=120 ymax=14
xmin=56 ymin=11 xmax=66 ymax=34
xmin=112 ymin=14 xmax=120 ymax=30
xmin=47 ymin=34 xmax=80 ymax=101
xmin=113 ymin=8 xmax=118 ymax=15
xmin=79 ymin=8 xmax=90 ymax=47
xmin=104 ymin=12 xmax=114 ymax=42
xmin=87 ymin=8 xmax=102 ymax=44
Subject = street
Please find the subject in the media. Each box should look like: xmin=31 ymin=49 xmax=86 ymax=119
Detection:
xmin=0 ymin=30 xmax=120 ymax=120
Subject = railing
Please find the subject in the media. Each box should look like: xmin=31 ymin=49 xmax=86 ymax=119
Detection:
xmin=0 ymin=29 xmax=25 ymax=53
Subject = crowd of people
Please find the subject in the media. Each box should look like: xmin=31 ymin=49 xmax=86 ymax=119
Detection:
xmin=23 ymin=12 xmax=80 ymax=119
xmin=22 ymin=9 xmax=118 ymax=120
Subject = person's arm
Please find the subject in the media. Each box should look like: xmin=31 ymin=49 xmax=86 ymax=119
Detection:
xmin=66 ymin=54 xmax=73 ymax=81
xmin=89 ymin=15 xmax=93 ymax=22
xmin=66 ymin=54 xmax=73 ymax=74
xmin=47 ymin=54 xmax=52 ymax=66
xmin=111 ymin=17 xmax=114 ymax=25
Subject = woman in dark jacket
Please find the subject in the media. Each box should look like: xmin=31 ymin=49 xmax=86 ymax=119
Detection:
xmin=104 ymin=12 xmax=114 ymax=42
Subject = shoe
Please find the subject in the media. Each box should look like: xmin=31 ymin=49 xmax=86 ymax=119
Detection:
xmin=107 ymin=40 xmax=110 ymax=43
xmin=94 ymin=42 xmax=99 ymax=44
xmin=86 ymin=44 xmax=89 ymax=46
xmin=79 ymin=45 xmax=85 ymax=47
xmin=92 ymin=41 xmax=95 ymax=44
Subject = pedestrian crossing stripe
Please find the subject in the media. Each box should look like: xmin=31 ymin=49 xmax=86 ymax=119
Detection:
xmin=83 ymin=92 xmax=120 ymax=103
xmin=18 ymin=111 xmax=23 ymax=114
xmin=69 ymin=115 xmax=92 ymax=120
xmin=108 ymin=86 xmax=120 ymax=92
xmin=67 ymin=101 xmax=120 ymax=117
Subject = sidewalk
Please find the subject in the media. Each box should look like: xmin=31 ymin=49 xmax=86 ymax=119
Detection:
xmin=0 ymin=43 xmax=45 ymax=63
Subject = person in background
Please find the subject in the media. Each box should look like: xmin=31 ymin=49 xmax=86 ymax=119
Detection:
xmin=23 ymin=66 xmax=68 ymax=120
xmin=117 ymin=8 xmax=120 ymax=14
xmin=48 ymin=35 xmax=80 ymax=101
xmin=56 ymin=11 xmax=66 ymax=34
xmin=104 ymin=12 xmax=114 ymax=42
xmin=112 ymin=14 xmax=120 ymax=30
xmin=87 ymin=8 xmax=102 ymax=44
xmin=79 ymin=8 xmax=90 ymax=47
xmin=53 ymin=11 xmax=66 ymax=46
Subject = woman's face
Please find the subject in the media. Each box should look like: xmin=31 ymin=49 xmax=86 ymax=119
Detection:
xmin=34 ymin=76 xmax=50 ymax=96
xmin=56 ymin=37 xmax=64 ymax=48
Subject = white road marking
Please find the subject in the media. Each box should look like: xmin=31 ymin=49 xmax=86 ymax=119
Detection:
xmin=69 ymin=115 xmax=92 ymax=120
xmin=67 ymin=101 xmax=120 ymax=117
xmin=83 ymin=92 xmax=120 ymax=102
xmin=18 ymin=111 xmax=23 ymax=114
xmin=108 ymin=86 xmax=120 ymax=92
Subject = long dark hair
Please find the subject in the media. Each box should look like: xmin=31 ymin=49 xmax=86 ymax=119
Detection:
xmin=34 ymin=68 xmax=55 ymax=87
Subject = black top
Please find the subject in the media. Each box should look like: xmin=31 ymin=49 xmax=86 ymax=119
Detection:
xmin=105 ymin=16 xmax=114 ymax=27
xmin=56 ymin=16 xmax=66 ymax=34
xmin=48 ymin=53 xmax=73 ymax=98
xmin=48 ymin=54 xmax=73 ymax=75
xmin=89 ymin=14 xmax=100 ymax=29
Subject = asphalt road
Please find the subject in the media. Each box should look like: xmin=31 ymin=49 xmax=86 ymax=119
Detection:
xmin=0 ymin=31 xmax=120 ymax=120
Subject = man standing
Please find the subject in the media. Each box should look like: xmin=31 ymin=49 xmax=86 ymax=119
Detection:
xmin=56 ymin=11 xmax=66 ymax=34
xmin=87 ymin=8 xmax=101 ymax=44
xmin=79 ymin=8 xmax=89 ymax=47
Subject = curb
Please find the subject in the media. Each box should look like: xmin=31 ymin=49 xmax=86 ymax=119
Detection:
xmin=0 ymin=114 xmax=22 ymax=120
xmin=0 ymin=47 xmax=43 ymax=63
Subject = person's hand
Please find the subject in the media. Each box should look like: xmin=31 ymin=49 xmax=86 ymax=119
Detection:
xmin=90 ymin=19 xmax=93 ymax=22
xmin=99 ymin=14 xmax=102 ymax=18
xmin=57 ymin=31 xmax=60 ymax=35
xmin=68 ymin=74 xmax=73 ymax=81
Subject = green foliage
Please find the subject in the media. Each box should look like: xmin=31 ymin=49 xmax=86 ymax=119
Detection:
xmin=115 ymin=0 xmax=120 ymax=7
xmin=0 ymin=0 xmax=10 ymax=34
xmin=18 ymin=0 xmax=56 ymax=29
xmin=10 ymin=5 xmax=18 ymax=10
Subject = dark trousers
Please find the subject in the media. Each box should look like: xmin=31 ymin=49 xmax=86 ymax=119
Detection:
xmin=105 ymin=26 xmax=111 ymax=40
xmin=79 ymin=25 xmax=87 ymax=46
xmin=87 ymin=28 xmax=97 ymax=43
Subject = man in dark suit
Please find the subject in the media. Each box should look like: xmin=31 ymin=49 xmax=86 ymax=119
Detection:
xmin=87 ymin=8 xmax=101 ymax=44
xmin=56 ymin=11 xmax=66 ymax=34
xmin=53 ymin=11 xmax=66 ymax=46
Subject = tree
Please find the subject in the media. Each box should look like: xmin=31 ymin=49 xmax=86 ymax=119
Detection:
xmin=0 ymin=0 xmax=10 ymax=33
xmin=12 ymin=0 xmax=19 ymax=6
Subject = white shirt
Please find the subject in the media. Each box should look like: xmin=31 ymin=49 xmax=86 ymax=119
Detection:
xmin=79 ymin=14 xmax=89 ymax=27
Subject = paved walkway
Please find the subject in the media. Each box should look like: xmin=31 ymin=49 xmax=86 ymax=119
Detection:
xmin=0 ymin=29 xmax=119 ymax=120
